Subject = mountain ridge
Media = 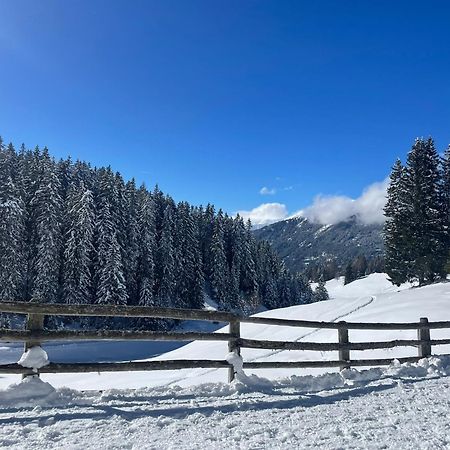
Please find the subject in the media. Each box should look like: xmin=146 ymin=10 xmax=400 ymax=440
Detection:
xmin=253 ymin=215 xmax=384 ymax=278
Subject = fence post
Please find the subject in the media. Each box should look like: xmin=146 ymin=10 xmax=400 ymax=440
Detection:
xmin=417 ymin=317 xmax=431 ymax=358
xmin=228 ymin=319 xmax=241 ymax=383
xmin=338 ymin=321 xmax=350 ymax=370
xmin=22 ymin=313 xmax=45 ymax=379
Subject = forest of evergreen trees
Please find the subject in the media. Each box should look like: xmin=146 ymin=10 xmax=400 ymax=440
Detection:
xmin=384 ymin=137 xmax=450 ymax=286
xmin=0 ymin=139 xmax=316 ymax=326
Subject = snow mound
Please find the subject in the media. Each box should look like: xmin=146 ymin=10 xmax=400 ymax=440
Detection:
xmin=18 ymin=346 xmax=49 ymax=371
xmin=225 ymin=351 xmax=244 ymax=376
xmin=0 ymin=377 xmax=91 ymax=409
xmin=0 ymin=377 xmax=56 ymax=406
xmin=1 ymin=356 xmax=450 ymax=409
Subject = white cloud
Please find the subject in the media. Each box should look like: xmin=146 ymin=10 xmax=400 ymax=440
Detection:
xmin=259 ymin=186 xmax=276 ymax=195
xmin=236 ymin=203 xmax=288 ymax=228
xmin=293 ymin=179 xmax=389 ymax=225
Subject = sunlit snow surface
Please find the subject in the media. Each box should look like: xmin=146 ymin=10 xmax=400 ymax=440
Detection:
xmin=1 ymin=357 xmax=450 ymax=449
xmin=1 ymin=273 xmax=450 ymax=390
xmin=1 ymin=274 xmax=450 ymax=449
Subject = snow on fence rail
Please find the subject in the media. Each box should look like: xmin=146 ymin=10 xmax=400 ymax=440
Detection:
xmin=1 ymin=301 xmax=450 ymax=382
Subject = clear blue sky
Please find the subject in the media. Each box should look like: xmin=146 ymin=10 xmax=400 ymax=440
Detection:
xmin=1 ymin=0 xmax=450 ymax=219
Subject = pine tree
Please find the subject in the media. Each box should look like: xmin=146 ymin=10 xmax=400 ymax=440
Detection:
xmin=314 ymin=278 xmax=329 ymax=302
xmin=296 ymin=273 xmax=314 ymax=304
xmin=441 ymin=146 xmax=450 ymax=272
xmin=174 ymin=202 xmax=204 ymax=309
xmin=384 ymin=159 xmax=412 ymax=285
xmin=0 ymin=147 xmax=26 ymax=301
xmin=404 ymin=138 xmax=446 ymax=284
xmin=136 ymin=186 xmax=156 ymax=307
xmin=277 ymin=269 xmax=292 ymax=308
xmin=156 ymin=202 xmax=176 ymax=307
xmin=210 ymin=211 xmax=229 ymax=309
xmin=30 ymin=155 xmax=63 ymax=303
xmin=241 ymin=220 xmax=258 ymax=287
xmin=344 ymin=262 xmax=356 ymax=285
xmin=63 ymin=183 xmax=95 ymax=304
xmin=255 ymin=241 xmax=278 ymax=309
xmin=95 ymin=201 xmax=128 ymax=305
xmin=352 ymin=255 xmax=368 ymax=279
xmin=97 ymin=231 xmax=128 ymax=305
xmin=123 ymin=179 xmax=140 ymax=303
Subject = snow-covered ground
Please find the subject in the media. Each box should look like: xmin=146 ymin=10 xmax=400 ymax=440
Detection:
xmin=1 ymin=357 xmax=450 ymax=449
xmin=3 ymin=273 xmax=449 ymax=390
xmin=1 ymin=274 xmax=450 ymax=449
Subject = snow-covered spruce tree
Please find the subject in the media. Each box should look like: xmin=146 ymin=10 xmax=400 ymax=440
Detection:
xmin=314 ymin=278 xmax=329 ymax=302
xmin=62 ymin=183 xmax=95 ymax=304
xmin=237 ymin=218 xmax=259 ymax=313
xmin=0 ymin=144 xmax=26 ymax=301
xmin=255 ymin=241 xmax=279 ymax=309
xmin=156 ymin=201 xmax=176 ymax=308
xmin=114 ymin=173 xmax=132 ymax=289
xmin=384 ymin=158 xmax=413 ymax=285
xmin=98 ymin=232 xmax=128 ymax=305
xmin=198 ymin=203 xmax=216 ymax=281
xmin=136 ymin=185 xmax=156 ymax=307
xmin=404 ymin=138 xmax=446 ymax=284
xmin=344 ymin=262 xmax=355 ymax=285
xmin=441 ymin=146 xmax=450 ymax=272
xmin=210 ymin=210 xmax=229 ymax=310
xmin=295 ymin=273 xmax=314 ymax=304
xmin=17 ymin=146 xmax=40 ymax=300
xmin=276 ymin=268 xmax=292 ymax=308
xmin=30 ymin=151 xmax=63 ymax=303
xmin=56 ymin=156 xmax=73 ymax=202
xmin=95 ymin=201 xmax=128 ymax=305
xmin=123 ymin=179 xmax=140 ymax=304
xmin=352 ymin=255 xmax=367 ymax=279
xmin=223 ymin=215 xmax=241 ymax=311
xmin=173 ymin=202 xmax=204 ymax=310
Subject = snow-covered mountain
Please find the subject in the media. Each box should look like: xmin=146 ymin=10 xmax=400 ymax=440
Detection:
xmin=253 ymin=215 xmax=384 ymax=276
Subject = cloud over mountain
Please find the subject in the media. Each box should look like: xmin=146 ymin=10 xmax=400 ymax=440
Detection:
xmin=294 ymin=179 xmax=388 ymax=225
xmin=237 ymin=179 xmax=388 ymax=228
xmin=236 ymin=203 xmax=289 ymax=228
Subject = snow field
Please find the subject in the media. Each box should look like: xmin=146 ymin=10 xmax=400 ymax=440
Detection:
xmin=1 ymin=357 xmax=450 ymax=449
xmin=1 ymin=274 xmax=450 ymax=449
xmin=2 ymin=273 xmax=450 ymax=390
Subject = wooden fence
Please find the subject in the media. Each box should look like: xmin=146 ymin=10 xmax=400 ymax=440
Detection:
xmin=1 ymin=301 xmax=450 ymax=382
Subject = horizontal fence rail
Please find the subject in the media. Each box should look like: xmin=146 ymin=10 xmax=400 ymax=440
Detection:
xmin=0 ymin=329 xmax=233 ymax=342
xmin=241 ymin=315 xmax=450 ymax=330
xmin=0 ymin=301 xmax=236 ymax=322
xmin=1 ymin=301 xmax=450 ymax=382
xmin=238 ymin=337 xmax=450 ymax=351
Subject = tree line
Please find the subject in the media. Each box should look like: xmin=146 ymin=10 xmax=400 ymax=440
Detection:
xmin=305 ymin=255 xmax=385 ymax=284
xmin=0 ymin=139 xmax=319 ymax=325
xmin=384 ymin=137 xmax=450 ymax=286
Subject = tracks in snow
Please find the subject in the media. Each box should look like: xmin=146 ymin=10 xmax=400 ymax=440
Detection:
xmin=165 ymin=295 xmax=377 ymax=386
xmin=247 ymin=295 xmax=377 ymax=362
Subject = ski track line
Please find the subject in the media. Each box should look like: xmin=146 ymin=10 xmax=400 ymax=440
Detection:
xmin=246 ymin=295 xmax=377 ymax=362
xmin=164 ymin=295 xmax=376 ymax=387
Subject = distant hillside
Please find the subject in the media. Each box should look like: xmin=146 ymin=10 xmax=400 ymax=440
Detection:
xmin=253 ymin=216 xmax=384 ymax=279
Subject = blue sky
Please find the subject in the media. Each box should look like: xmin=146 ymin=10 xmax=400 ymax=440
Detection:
xmin=1 ymin=1 xmax=450 ymax=225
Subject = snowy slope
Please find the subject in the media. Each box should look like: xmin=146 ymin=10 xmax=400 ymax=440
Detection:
xmin=1 ymin=273 xmax=450 ymax=391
